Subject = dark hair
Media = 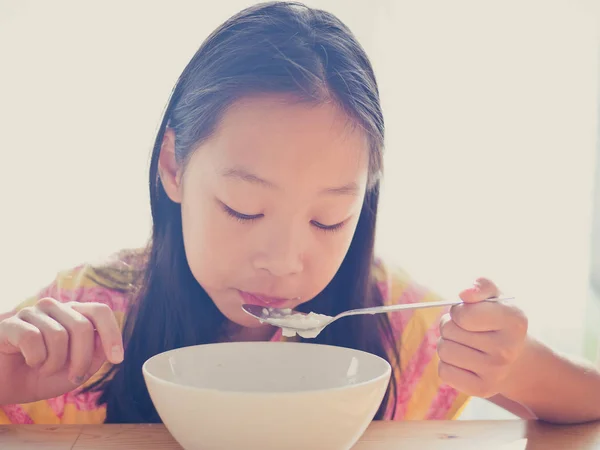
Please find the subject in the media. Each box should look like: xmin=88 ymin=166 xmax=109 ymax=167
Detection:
xmin=87 ymin=1 xmax=400 ymax=422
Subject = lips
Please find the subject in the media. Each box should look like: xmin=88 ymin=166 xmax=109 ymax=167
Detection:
xmin=238 ymin=291 xmax=291 ymax=309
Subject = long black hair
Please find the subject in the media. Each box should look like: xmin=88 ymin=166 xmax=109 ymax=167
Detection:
xmin=87 ymin=1 xmax=400 ymax=423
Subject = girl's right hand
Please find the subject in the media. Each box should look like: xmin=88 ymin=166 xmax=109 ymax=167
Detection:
xmin=0 ymin=297 xmax=124 ymax=405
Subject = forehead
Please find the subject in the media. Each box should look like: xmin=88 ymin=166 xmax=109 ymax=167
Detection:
xmin=190 ymin=95 xmax=370 ymax=190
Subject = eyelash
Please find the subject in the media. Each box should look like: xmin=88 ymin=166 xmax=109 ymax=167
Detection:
xmin=310 ymin=220 xmax=346 ymax=233
xmin=222 ymin=204 xmax=263 ymax=223
xmin=221 ymin=203 xmax=346 ymax=233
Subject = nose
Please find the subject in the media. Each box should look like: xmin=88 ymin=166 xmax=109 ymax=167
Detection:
xmin=253 ymin=222 xmax=305 ymax=277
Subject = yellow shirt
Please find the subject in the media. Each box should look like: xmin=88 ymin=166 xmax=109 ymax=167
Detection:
xmin=0 ymin=252 xmax=469 ymax=424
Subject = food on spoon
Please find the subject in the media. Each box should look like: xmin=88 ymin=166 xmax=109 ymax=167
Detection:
xmin=261 ymin=309 xmax=332 ymax=339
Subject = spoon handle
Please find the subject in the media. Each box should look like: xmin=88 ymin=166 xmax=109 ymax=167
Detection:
xmin=339 ymin=297 xmax=513 ymax=319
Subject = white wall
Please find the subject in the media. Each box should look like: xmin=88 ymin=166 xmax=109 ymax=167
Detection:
xmin=371 ymin=0 xmax=599 ymax=357
xmin=584 ymin=42 xmax=600 ymax=365
xmin=1 ymin=0 xmax=598 ymax=419
xmin=591 ymin=47 xmax=600 ymax=295
xmin=365 ymin=0 xmax=599 ymax=419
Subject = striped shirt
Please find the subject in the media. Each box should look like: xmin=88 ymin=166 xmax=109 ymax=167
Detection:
xmin=0 ymin=251 xmax=469 ymax=424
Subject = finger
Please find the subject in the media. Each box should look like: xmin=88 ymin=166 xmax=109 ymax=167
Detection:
xmin=17 ymin=306 xmax=69 ymax=375
xmin=437 ymin=337 xmax=491 ymax=375
xmin=459 ymin=277 xmax=500 ymax=303
xmin=449 ymin=300 xmax=523 ymax=332
xmin=36 ymin=298 xmax=95 ymax=385
xmin=441 ymin=313 xmax=527 ymax=369
xmin=0 ymin=316 xmax=47 ymax=367
xmin=438 ymin=361 xmax=495 ymax=398
xmin=70 ymin=303 xmax=124 ymax=364
xmin=86 ymin=332 xmax=109 ymax=379
xmin=439 ymin=313 xmax=496 ymax=352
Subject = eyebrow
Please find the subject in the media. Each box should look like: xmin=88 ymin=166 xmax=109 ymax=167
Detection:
xmin=220 ymin=167 xmax=359 ymax=196
xmin=322 ymin=183 xmax=359 ymax=196
xmin=221 ymin=167 xmax=275 ymax=188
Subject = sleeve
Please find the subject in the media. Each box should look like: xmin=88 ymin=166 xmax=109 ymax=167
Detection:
xmin=0 ymin=263 xmax=131 ymax=425
xmin=373 ymin=259 xmax=470 ymax=420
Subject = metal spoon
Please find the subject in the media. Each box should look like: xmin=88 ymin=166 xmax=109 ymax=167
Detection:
xmin=242 ymin=296 xmax=514 ymax=338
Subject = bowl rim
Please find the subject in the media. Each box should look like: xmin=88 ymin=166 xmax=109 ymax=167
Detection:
xmin=142 ymin=341 xmax=392 ymax=397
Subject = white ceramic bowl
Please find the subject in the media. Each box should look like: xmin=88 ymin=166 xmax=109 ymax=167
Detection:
xmin=142 ymin=341 xmax=391 ymax=450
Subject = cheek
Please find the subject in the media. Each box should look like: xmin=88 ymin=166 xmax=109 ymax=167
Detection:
xmin=304 ymin=220 xmax=359 ymax=298
xmin=180 ymin=196 xmax=246 ymax=290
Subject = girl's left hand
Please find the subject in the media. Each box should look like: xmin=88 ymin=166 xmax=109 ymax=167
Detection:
xmin=437 ymin=278 xmax=529 ymax=398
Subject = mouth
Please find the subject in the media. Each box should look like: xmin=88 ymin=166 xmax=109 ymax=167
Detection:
xmin=237 ymin=290 xmax=297 ymax=309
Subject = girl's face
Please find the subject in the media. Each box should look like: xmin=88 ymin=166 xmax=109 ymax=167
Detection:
xmin=160 ymin=95 xmax=369 ymax=337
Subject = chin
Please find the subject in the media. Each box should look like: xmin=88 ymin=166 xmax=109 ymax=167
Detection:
xmin=236 ymin=315 xmax=263 ymax=328
xmin=223 ymin=309 xmax=264 ymax=329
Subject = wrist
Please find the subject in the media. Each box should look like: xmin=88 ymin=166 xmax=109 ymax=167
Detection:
xmin=496 ymin=336 xmax=539 ymax=404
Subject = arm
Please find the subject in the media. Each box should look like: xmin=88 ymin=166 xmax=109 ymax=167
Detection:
xmin=0 ymin=263 xmax=125 ymax=416
xmin=492 ymin=336 xmax=600 ymax=424
xmin=437 ymin=278 xmax=600 ymax=425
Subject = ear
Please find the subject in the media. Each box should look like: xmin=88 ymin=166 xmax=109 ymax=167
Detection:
xmin=158 ymin=128 xmax=183 ymax=203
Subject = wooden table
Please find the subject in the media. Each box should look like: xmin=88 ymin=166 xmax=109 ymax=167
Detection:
xmin=1 ymin=420 xmax=599 ymax=449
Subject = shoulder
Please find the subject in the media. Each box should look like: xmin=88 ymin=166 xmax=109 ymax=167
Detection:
xmin=1 ymin=249 xmax=147 ymax=425
xmin=371 ymin=257 xmax=470 ymax=420
xmin=372 ymin=257 xmax=441 ymax=311
xmin=15 ymin=248 xmax=147 ymax=319
xmin=371 ymin=257 xmax=444 ymax=350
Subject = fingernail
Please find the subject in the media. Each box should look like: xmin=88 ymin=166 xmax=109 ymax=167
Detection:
xmin=111 ymin=345 xmax=124 ymax=363
xmin=463 ymin=287 xmax=478 ymax=296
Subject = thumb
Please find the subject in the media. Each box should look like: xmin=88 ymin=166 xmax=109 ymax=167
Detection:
xmin=459 ymin=277 xmax=500 ymax=304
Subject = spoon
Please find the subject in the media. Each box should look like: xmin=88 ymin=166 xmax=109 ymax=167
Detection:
xmin=242 ymin=296 xmax=514 ymax=338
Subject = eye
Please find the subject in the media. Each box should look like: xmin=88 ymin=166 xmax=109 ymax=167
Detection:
xmin=221 ymin=202 xmax=263 ymax=223
xmin=311 ymin=220 xmax=347 ymax=233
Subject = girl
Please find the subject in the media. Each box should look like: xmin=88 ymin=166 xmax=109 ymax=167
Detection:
xmin=1 ymin=1 xmax=599 ymax=425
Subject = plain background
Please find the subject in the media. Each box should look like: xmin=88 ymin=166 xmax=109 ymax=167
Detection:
xmin=1 ymin=0 xmax=599 ymax=419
